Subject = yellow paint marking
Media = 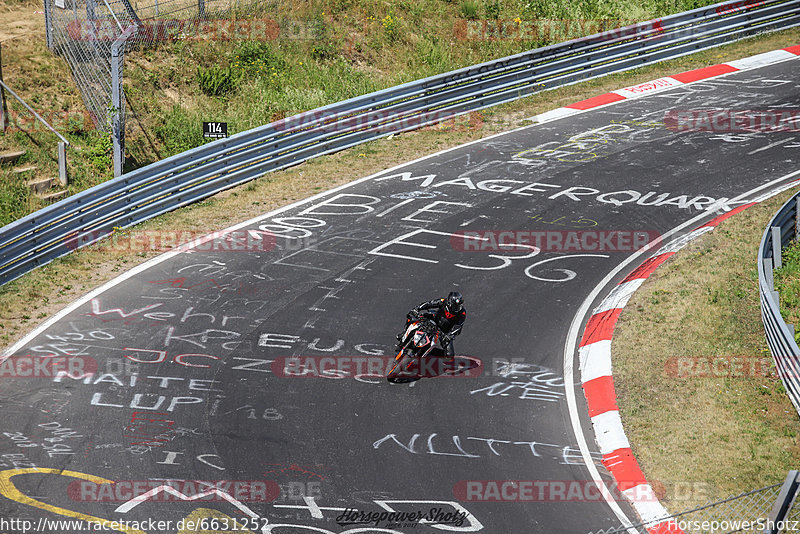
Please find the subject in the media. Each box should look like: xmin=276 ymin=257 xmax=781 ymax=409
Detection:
xmin=0 ymin=468 xmax=146 ymax=534
xmin=178 ymin=508 xmax=256 ymax=534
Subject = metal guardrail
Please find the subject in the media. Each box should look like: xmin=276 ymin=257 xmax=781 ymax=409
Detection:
xmin=1 ymin=0 xmax=799 ymax=286
xmin=758 ymin=190 xmax=800 ymax=416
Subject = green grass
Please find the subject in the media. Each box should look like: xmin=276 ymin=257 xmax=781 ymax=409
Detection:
xmin=774 ymin=239 xmax=800 ymax=340
xmin=613 ymin=189 xmax=800 ymax=510
xmin=120 ymin=0 xmax=729 ymax=165
xmin=0 ymin=0 xmax=780 ymax=220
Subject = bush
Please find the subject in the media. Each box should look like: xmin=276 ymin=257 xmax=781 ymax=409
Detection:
xmin=197 ymin=65 xmax=239 ymax=96
xmin=485 ymin=0 xmax=501 ymax=19
xmin=311 ymin=42 xmax=337 ymax=61
xmin=459 ymin=0 xmax=480 ymax=20
xmin=381 ymin=14 xmax=400 ymax=41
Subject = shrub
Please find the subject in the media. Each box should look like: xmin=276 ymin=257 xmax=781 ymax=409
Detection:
xmin=197 ymin=65 xmax=239 ymax=96
xmin=459 ymin=0 xmax=480 ymax=20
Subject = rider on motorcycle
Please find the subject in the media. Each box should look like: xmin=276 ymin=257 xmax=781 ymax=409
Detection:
xmin=396 ymin=291 xmax=466 ymax=358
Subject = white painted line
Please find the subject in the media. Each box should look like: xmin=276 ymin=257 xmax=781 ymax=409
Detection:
xmin=4 ymin=46 xmax=800 ymax=534
xmin=655 ymin=227 xmax=715 ymax=255
xmin=530 ymin=107 xmax=581 ymax=123
xmin=622 ymin=487 xmax=672 ymax=524
xmin=590 ymin=410 xmax=630 ymax=454
xmin=579 ymin=340 xmax=613 ymax=384
xmin=564 ymin=168 xmax=800 ymax=529
xmin=726 ymin=50 xmax=797 ymax=70
xmin=593 ymin=279 xmax=645 ymax=314
xmin=1 ymin=119 xmax=542 ymax=358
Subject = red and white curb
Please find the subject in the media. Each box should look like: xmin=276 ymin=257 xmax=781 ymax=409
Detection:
xmin=578 ymin=204 xmax=755 ymax=533
xmin=545 ymin=43 xmax=800 ymax=533
xmin=533 ymin=45 xmax=800 ymax=123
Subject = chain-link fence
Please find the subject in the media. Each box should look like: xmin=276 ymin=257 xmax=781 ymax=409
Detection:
xmin=589 ymin=483 xmax=785 ymax=534
xmin=43 ymin=0 xmax=261 ymax=175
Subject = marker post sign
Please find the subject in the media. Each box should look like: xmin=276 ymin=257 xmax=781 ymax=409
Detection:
xmin=203 ymin=121 xmax=228 ymax=139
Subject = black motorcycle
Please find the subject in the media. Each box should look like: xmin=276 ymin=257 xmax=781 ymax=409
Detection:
xmin=387 ymin=317 xmax=444 ymax=383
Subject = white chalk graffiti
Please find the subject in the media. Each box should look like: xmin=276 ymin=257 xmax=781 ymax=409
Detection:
xmin=373 ymin=433 xmax=601 ymax=466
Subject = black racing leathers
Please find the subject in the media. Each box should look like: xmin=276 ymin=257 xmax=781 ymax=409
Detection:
xmin=400 ymin=298 xmax=466 ymax=358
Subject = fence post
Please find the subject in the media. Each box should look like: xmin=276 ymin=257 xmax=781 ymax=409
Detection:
xmin=0 ymin=43 xmax=7 ymax=134
xmin=763 ymin=470 xmax=800 ymax=534
xmin=110 ymin=25 xmax=136 ymax=178
xmin=198 ymin=0 xmax=206 ymax=18
xmin=58 ymin=141 xmax=67 ymax=186
xmin=772 ymin=227 xmax=783 ymax=269
xmin=43 ymin=0 xmax=53 ymax=50
xmin=111 ymin=45 xmax=123 ymax=178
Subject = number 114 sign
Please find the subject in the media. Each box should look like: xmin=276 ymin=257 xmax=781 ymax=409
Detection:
xmin=203 ymin=122 xmax=228 ymax=139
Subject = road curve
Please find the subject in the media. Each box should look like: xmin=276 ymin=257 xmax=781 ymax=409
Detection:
xmin=0 ymin=54 xmax=798 ymax=534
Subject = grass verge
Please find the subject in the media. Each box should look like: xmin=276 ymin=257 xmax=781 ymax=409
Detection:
xmin=613 ymin=187 xmax=800 ymax=512
xmin=1 ymin=26 xmax=798 ymax=351
xmin=775 ymin=240 xmax=800 ymax=338
xmin=0 ymin=0 xmax=794 ymax=222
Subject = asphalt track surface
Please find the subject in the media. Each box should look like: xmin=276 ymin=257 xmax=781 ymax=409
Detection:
xmin=0 ymin=58 xmax=799 ymax=534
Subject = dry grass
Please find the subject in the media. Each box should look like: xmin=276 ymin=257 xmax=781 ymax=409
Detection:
xmin=1 ymin=26 xmax=798 ymax=351
xmin=0 ymin=3 xmax=798 ymax=514
xmin=613 ymin=188 xmax=800 ymax=512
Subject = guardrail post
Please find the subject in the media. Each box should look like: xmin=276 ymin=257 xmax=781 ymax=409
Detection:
xmin=795 ymin=197 xmax=800 ymax=241
xmin=763 ymin=470 xmax=800 ymax=534
xmin=772 ymin=227 xmax=783 ymax=269
xmin=58 ymin=141 xmax=67 ymax=187
xmin=764 ymin=259 xmax=775 ymax=288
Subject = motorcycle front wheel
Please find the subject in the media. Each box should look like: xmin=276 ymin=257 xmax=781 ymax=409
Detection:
xmin=387 ymin=349 xmax=418 ymax=384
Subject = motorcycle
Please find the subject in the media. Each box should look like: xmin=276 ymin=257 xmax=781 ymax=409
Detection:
xmin=387 ymin=316 xmax=446 ymax=383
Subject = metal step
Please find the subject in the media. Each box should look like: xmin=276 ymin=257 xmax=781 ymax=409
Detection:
xmin=0 ymin=150 xmax=25 ymax=164
xmin=37 ymin=190 xmax=68 ymax=202
xmin=27 ymin=176 xmax=52 ymax=194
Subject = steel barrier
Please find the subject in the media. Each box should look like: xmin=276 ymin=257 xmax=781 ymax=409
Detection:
xmin=1 ymin=0 xmax=799 ymax=285
xmin=759 ymin=190 xmax=800 ymax=416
